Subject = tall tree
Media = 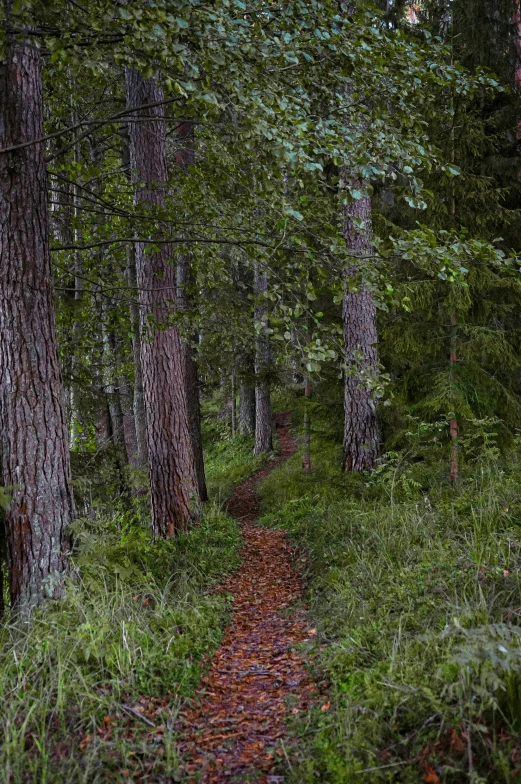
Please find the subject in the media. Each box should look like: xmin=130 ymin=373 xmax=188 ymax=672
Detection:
xmin=239 ymin=354 xmax=256 ymax=436
xmin=0 ymin=31 xmax=75 ymax=608
xmin=253 ymin=263 xmax=273 ymax=454
xmin=176 ymin=257 xmax=208 ymax=502
xmin=125 ymin=247 xmax=148 ymax=468
xmin=342 ymin=183 xmax=381 ymax=471
xmin=340 ymin=1 xmax=381 ymax=472
xmin=125 ymin=68 xmax=199 ymax=535
xmin=175 ymin=122 xmax=208 ymax=502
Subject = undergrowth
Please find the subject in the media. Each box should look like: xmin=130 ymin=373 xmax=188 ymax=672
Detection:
xmin=202 ymin=401 xmax=267 ymax=502
xmin=258 ymin=402 xmax=521 ymax=783
xmin=1 ymin=482 xmax=245 ymax=782
xmin=0 ymin=391 xmax=266 ymax=783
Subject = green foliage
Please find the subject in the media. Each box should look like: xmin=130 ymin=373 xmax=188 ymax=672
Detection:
xmin=202 ymin=392 xmax=270 ymax=501
xmin=257 ymin=410 xmax=521 ymax=781
xmin=0 ymin=504 xmax=241 ymax=782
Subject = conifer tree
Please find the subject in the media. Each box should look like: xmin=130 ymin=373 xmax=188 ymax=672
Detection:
xmin=0 ymin=26 xmax=75 ymax=608
xmin=125 ymin=68 xmax=200 ymax=535
xmin=254 ymin=264 xmax=273 ymax=455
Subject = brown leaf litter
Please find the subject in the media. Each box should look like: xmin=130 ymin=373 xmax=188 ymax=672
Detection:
xmin=177 ymin=411 xmax=318 ymax=782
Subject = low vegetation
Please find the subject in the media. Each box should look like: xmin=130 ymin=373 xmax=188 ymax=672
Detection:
xmin=258 ymin=400 xmax=521 ymax=782
xmin=0 ymin=433 xmax=254 ymax=784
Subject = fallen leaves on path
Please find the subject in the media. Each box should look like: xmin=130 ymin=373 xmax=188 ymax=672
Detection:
xmin=178 ymin=412 xmax=318 ymax=783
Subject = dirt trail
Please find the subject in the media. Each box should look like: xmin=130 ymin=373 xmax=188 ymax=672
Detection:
xmin=178 ymin=412 xmax=316 ymax=783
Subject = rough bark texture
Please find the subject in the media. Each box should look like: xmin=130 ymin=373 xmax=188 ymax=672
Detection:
xmin=125 ymin=68 xmax=199 ymax=535
xmin=0 ymin=39 xmax=75 ymax=608
xmin=253 ymin=265 xmax=273 ymax=455
xmin=238 ymin=354 xmax=256 ymax=436
xmin=176 ymin=257 xmax=208 ymax=503
xmin=231 ymin=370 xmax=237 ymax=437
xmin=342 ymin=178 xmax=381 ymax=472
xmin=0 ymin=511 xmax=6 ymax=620
xmin=125 ymin=246 xmax=148 ymax=468
xmin=69 ymin=128 xmax=83 ymax=448
xmin=119 ymin=376 xmax=139 ymax=467
xmin=174 ymin=122 xmax=208 ymax=501
xmin=302 ymin=377 xmax=311 ymax=472
xmin=450 ymin=310 xmax=459 ymax=483
xmin=101 ymin=309 xmax=129 ymax=464
xmin=239 ymin=383 xmax=256 ymax=435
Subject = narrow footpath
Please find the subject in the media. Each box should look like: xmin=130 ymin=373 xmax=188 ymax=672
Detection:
xmin=178 ymin=412 xmax=317 ymax=783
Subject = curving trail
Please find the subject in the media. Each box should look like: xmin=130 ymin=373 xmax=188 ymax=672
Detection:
xmin=178 ymin=412 xmax=317 ymax=783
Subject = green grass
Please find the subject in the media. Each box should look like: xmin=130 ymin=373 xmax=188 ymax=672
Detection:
xmin=202 ymin=394 xmax=269 ymax=502
xmin=8 ymin=392 xmax=521 ymax=782
xmin=205 ymin=432 xmax=267 ymax=502
xmin=0 ymin=391 xmax=273 ymax=783
xmin=0 ymin=503 xmax=242 ymax=783
xmin=258 ymin=412 xmax=521 ymax=782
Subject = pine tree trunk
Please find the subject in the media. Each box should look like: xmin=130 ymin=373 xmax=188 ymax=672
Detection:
xmin=101 ymin=309 xmax=129 ymax=464
xmin=125 ymin=246 xmax=148 ymax=468
xmin=238 ymin=353 xmax=256 ymax=435
xmin=0 ymin=38 xmax=75 ymax=609
xmin=176 ymin=257 xmax=208 ymax=503
xmin=342 ymin=179 xmax=381 ymax=472
xmin=0 ymin=511 xmax=6 ymax=621
xmin=303 ymin=377 xmax=312 ymax=472
xmin=449 ymin=310 xmax=459 ymax=482
xmin=231 ymin=370 xmax=237 ymax=437
xmin=254 ymin=264 xmax=273 ymax=455
xmin=239 ymin=383 xmax=256 ymax=435
xmin=69 ymin=119 xmax=83 ymax=448
xmin=119 ymin=376 xmax=140 ymax=467
xmin=174 ymin=122 xmax=208 ymax=502
xmin=125 ymin=68 xmax=199 ymax=535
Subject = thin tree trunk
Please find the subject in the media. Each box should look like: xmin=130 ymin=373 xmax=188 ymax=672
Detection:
xmin=239 ymin=383 xmax=256 ymax=435
xmin=0 ymin=511 xmax=6 ymax=621
xmin=119 ymin=376 xmax=140 ymax=467
xmin=0 ymin=36 xmax=75 ymax=608
xmin=238 ymin=353 xmax=256 ymax=435
xmin=449 ymin=113 xmax=459 ymax=483
xmin=175 ymin=122 xmax=208 ymax=501
xmin=231 ymin=370 xmax=237 ymax=437
xmin=176 ymin=257 xmax=208 ymax=502
xmin=125 ymin=68 xmax=199 ymax=535
xmin=450 ymin=309 xmax=459 ymax=483
xmin=69 ymin=104 xmax=83 ymax=448
xmin=125 ymin=245 xmax=148 ymax=468
xmin=342 ymin=178 xmax=381 ymax=472
xmin=101 ymin=315 xmax=129 ymax=464
xmin=254 ymin=264 xmax=273 ymax=455
xmin=303 ymin=376 xmax=312 ymax=472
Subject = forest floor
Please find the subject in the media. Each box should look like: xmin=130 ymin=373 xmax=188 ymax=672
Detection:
xmin=177 ymin=412 xmax=320 ymax=782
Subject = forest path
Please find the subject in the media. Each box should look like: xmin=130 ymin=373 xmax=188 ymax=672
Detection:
xmin=178 ymin=412 xmax=317 ymax=783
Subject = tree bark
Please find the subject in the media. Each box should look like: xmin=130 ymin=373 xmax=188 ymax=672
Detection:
xmin=303 ymin=376 xmax=312 ymax=472
xmin=0 ymin=37 xmax=75 ymax=609
xmin=69 ymin=110 xmax=83 ymax=449
xmin=174 ymin=121 xmax=208 ymax=501
xmin=342 ymin=178 xmax=381 ymax=472
xmin=119 ymin=376 xmax=140 ymax=467
xmin=253 ymin=264 xmax=273 ymax=455
xmin=125 ymin=245 xmax=148 ymax=468
xmin=239 ymin=383 xmax=256 ymax=435
xmin=125 ymin=68 xmax=199 ymax=535
xmin=176 ymin=257 xmax=208 ymax=502
xmin=449 ymin=309 xmax=459 ymax=483
xmin=231 ymin=370 xmax=237 ymax=437
xmin=238 ymin=353 xmax=256 ymax=435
